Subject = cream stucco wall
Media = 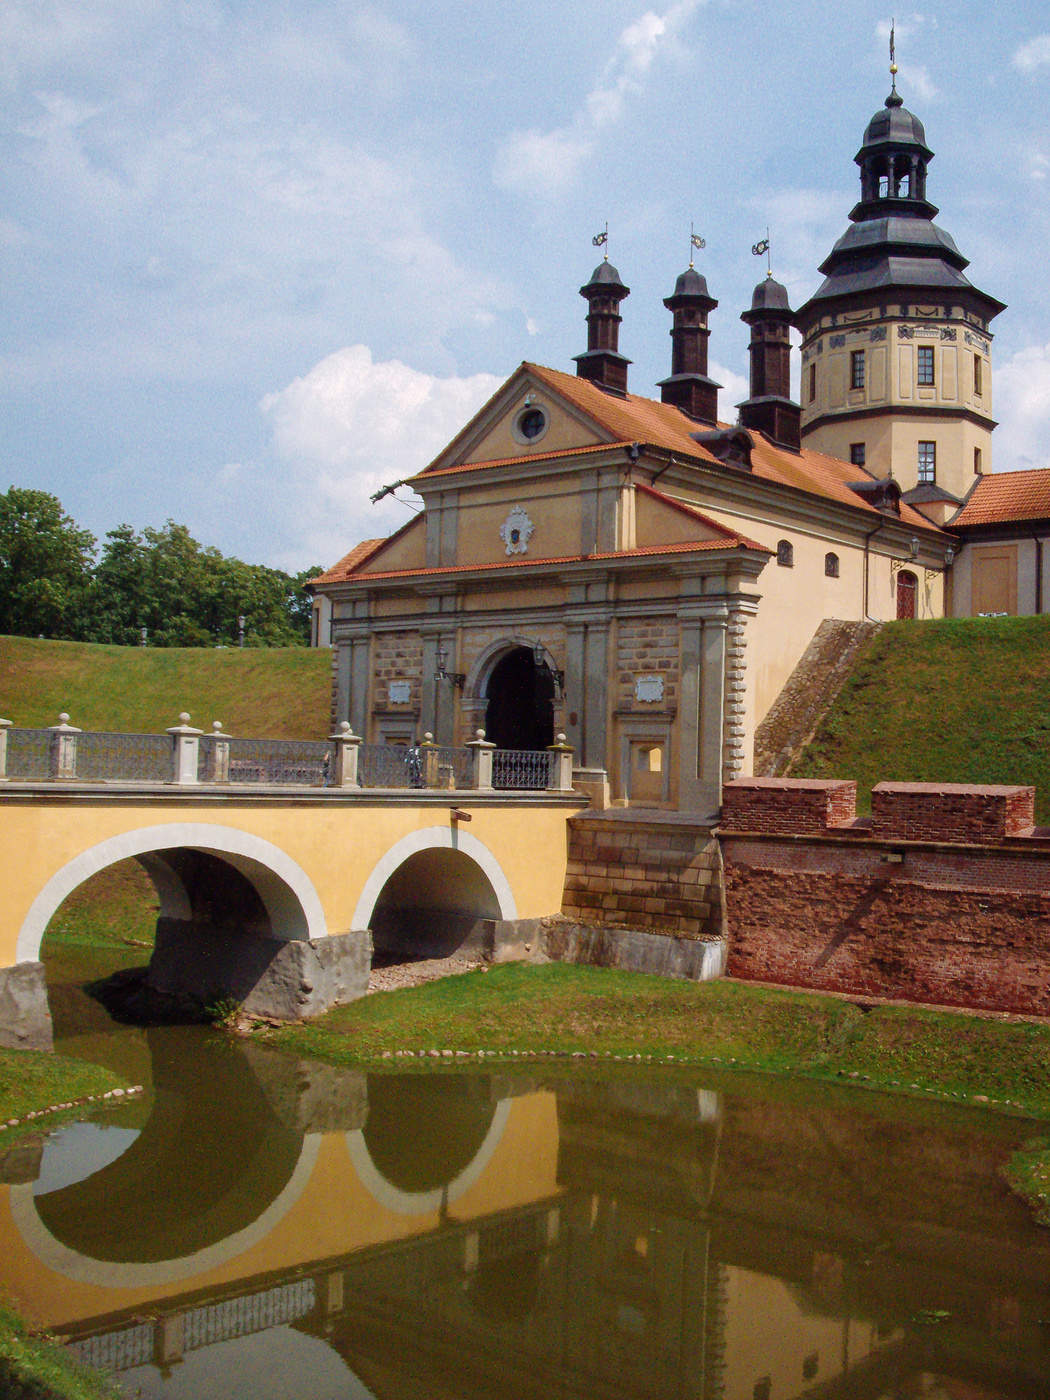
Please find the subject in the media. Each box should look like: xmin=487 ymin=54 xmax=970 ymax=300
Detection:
xmin=463 ymin=394 xmax=600 ymax=464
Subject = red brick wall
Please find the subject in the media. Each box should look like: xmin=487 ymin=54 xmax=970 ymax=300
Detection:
xmin=720 ymin=778 xmax=857 ymax=835
xmin=562 ymin=817 xmax=721 ymax=939
xmin=871 ymin=782 xmax=1035 ymax=842
xmin=720 ymin=778 xmax=1050 ymax=1016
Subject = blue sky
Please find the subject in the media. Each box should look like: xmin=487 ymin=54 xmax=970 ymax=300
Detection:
xmin=2 ymin=1 xmax=1049 ymax=571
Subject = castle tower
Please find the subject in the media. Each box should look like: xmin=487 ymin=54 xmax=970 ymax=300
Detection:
xmin=795 ymin=83 xmax=1005 ymax=513
xmin=657 ymin=266 xmax=720 ymax=425
xmin=574 ymin=260 xmax=631 ymax=396
xmin=737 ymin=275 xmax=801 ymax=451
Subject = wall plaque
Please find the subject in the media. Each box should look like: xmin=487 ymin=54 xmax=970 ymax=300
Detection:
xmin=388 ymin=681 xmax=411 ymax=704
xmin=635 ymin=675 xmax=664 ymax=703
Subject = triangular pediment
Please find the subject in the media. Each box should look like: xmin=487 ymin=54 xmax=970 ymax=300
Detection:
xmin=419 ymin=363 xmax=619 ymax=477
xmin=354 ymin=515 xmax=426 ymax=575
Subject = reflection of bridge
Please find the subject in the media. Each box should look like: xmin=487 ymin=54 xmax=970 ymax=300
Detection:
xmin=0 ymin=725 xmax=585 ymax=1046
xmin=3 ymin=1038 xmax=1048 ymax=1400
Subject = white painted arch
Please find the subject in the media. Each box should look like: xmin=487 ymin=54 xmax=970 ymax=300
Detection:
xmin=351 ymin=826 xmax=517 ymax=931
xmin=16 ymin=823 xmax=329 ymax=963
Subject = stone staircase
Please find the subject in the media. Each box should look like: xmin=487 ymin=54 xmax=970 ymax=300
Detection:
xmin=752 ymin=619 xmax=881 ymax=777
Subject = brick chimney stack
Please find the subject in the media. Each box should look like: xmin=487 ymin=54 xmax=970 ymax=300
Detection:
xmin=657 ymin=267 xmax=721 ymax=425
xmin=574 ymin=260 xmax=631 ymax=396
xmin=737 ymin=276 xmax=801 ymax=451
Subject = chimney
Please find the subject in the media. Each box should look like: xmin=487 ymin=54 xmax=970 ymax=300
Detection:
xmin=737 ymin=276 xmax=801 ymax=451
xmin=657 ymin=266 xmax=721 ymax=425
xmin=574 ymin=261 xmax=631 ymax=395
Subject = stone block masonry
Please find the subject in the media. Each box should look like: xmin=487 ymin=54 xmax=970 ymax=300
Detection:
xmin=720 ymin=777 xmax=1050 ymax=1016
xmin=561 ymin=813 xmax=723 ymax=941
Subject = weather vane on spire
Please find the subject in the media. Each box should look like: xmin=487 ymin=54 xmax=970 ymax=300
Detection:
xmin=752 ymin=228 xmax=772 ymax=277
xmin=689 ymin=223 xmax=706 ymax=268
xmin=592 ymin=222 xmax=609 ymax=260
xmin=889 ymin=17 xmax=898 ymax=94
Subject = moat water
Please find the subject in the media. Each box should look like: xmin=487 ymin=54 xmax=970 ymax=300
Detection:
xmin=5 ymin=949 xmax=1050 ymax=1400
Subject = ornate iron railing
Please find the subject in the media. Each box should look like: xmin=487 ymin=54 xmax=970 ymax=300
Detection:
xmin=357 ymin=743 xmax=425 ymax=788
xmin=431 ymin=745 xmax=472 ymax=789
xmin=493 ymin=749 xmax=552 ymax=790
xmin=75 ymin=730 xmax=171 ymax=783
xmin=5 ymin=727 xmax=50 ymax=779
xmin=221 ymin=737 xmax=330 ymax=786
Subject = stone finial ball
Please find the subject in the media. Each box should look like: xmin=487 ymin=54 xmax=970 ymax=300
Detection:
xmin=476 ymin=728 xmax=486 ymax=739
xmin=59 ymin=713 xmax=69 ymax=725
xmin=557 ymin=733 xmax=567 ymax=744
xmin=339 ymin=720 xmax=351 ymax=733
xmin=212 ymin=721 xmax=223 ymax=733
xmin=179 ymin=712 xmax=191 ymax=725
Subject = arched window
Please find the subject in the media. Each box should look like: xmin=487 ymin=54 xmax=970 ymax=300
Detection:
xmin=825 ymin=552 xmax=840 ymax=578
xmin=776 ymin=539 xmax=794 ymax=568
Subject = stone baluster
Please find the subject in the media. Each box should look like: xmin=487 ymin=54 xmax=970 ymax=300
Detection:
xmin=206 ymin=721 xmax=231 ymax=783
xmin=49 ymin=714 xmax=81 ymax=780
xmin=328 ymin=721 xmax=362 ymax=787
xmin=547 ymin=733 xmax=575 ymax=792
xmin=467 ymin=729 xmax=495 ymax=790
xmin=419 ymin=732 xmax=440 ymax=788
xmin=167 ymin=713 xmax=202 ymax=785
xmin=0 ymin=718 xmax=9 ymax=780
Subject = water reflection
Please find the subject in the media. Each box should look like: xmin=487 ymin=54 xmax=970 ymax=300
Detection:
xmin=2 ymin=1024 xmax=1049 ymax=1400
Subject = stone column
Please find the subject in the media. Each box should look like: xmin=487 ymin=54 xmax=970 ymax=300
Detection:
xmin=205 ymin=722 xmax=231 ymax=783
xmin=0 ymin=718 xmax=10 ymax=780
xmin=583 ymin=621 xmax=609 ymax=771
xmin=467 ymin=730 xmax=495 ymax=790
xmin=698 ymin=610 xmax=728 ymax=812
xmin=677 ymin=612 xmax=704 ymax=810
xmin=723 ymin=610 xmax=749 ymax=783
xmin=547 ymin=735 xmax=574 ymax=792
xmin=48 ymin=714 xmax=81 ymax=780
xmin=167 ymin=714 xmax=202 ymax=785
xmin=328 ymin=721 xmax=362 ymax=787
xmin=564 ymin=623 xmax=586 ymax=757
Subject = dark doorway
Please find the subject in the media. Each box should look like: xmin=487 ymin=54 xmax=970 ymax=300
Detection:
xmin=485 ymin=646 xmax=555 ymax=751
xmin=896 ymin=569 xmax=918 ymax=620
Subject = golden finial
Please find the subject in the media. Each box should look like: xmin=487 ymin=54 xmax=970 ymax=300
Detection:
xmin=889 ymin=18 xmax=898 ymax=91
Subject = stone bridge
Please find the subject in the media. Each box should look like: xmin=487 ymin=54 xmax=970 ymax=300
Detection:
xmin=0 ymin=720 xmax=584 ymax=1046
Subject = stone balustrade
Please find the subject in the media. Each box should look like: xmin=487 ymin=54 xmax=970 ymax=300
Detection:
xmin=0 ymin=713 xmax=577 ymax=794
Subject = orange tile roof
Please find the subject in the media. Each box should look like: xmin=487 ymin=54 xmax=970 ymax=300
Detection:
xmin=953 ymin=469 xmax=1050 ymax=527
xmin=310 ymin=538 xmax=386 ymax=585
xmin=636 ymin=482 xmax=769 ymax=552
xmin=419 ymin=361 xmax=940 ymax=533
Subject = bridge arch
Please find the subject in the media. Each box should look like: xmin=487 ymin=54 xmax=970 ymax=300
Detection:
xmin=352 ymin=826 xmax=517 ymax=930
xmin=17 ymin=823 xmax=328 ymax=964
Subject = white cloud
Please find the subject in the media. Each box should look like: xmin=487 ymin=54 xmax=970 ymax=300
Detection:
xmin=992 ymin=342 xmax=1050 ymax=471
xmin=1013 ymin=34 xmax=1050 ymax=74
xmin=261 ymin=345 xmax=504 ymax=564
xmin=494 ymin=0 xmax=703 ymax=198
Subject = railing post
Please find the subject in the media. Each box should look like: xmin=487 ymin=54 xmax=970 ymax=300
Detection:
xmin=547 ymin=733 xmax=575 ymax=793
xmin=167 ymin=713 xmax=202 ymax=785
xmin=0 ymin=719 xmax=9 ymax=780
xmin=467 ymin=729 xmax=496 ymax=791
xmin=205 ymin=721 xmax=231 ymax=783
xmin=419 ymin=732 xmax=440 ymax=788
xmin=328 ymin=721 xmax=362 ymax=787
xmin=49 ymin=714 xmax=81 ymax=780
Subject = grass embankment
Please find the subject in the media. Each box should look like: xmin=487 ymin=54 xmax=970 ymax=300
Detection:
xmin=0 ymin=633 xmax=332 ymax=738
xmin=792 ymin=615 xmax=1050 ymax=821
xmin=0 ymin=1303 xmax=120 ymax=1400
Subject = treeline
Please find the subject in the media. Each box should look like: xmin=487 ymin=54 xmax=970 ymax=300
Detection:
xmin=0 ymin=487 xmax=323 ymax=647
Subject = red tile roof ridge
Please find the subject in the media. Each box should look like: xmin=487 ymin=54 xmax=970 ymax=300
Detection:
xmin=415 ymin=440 xmax=635 ymax=480
xmin=954 ymin=466 xmax=1050 ymax=526
xmin=309 ymin=537 xmax=386 ymax=585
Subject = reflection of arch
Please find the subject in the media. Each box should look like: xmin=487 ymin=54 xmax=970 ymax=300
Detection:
xmin=351 ymin=827 xmax=516 ymax=931
xmin=17 ymin=824 xmax=328 ymax=963
xmin=346 ymin=1099 xmax=511 ymax=1216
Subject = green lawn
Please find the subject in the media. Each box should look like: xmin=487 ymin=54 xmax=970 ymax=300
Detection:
xmin=0 ymin=634 xmax=332 ymax=739
xmin=792 ymin=615 xmax=1050 ymax=821
xmin=0 ymin=1301 xmax=121 ymax=1400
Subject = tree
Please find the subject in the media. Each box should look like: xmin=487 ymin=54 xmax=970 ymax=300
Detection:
xmin=0 ymin=487 xmax=96 ymax=639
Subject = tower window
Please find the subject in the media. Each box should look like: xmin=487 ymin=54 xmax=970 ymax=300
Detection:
xmin=974 ymin=447 xmax=983 ymax=475
xmin=917 ymin=345 xmax=935 ymax=386
xmin=850 ymin=443 xmax=866 ymax=467
xmin=918 ymin=441 xmax=936 ymax=483
xmin=808 ymin=363 xmax=816 ymax=403
xmin=850 ymin=350 xmax=865 ymax=390
xmin=974 ymin=353 xmax=983 ymax=397
xmin=825 ymin=552 xmax=840 ymax=578
xmin=776 ymin=539 xmax=794 ymax=568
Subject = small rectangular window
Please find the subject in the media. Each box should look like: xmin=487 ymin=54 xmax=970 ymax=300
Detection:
xmin=850 ymin=350 xmax=865 ymax=390
xmin=974 ymin=446 xmax=983 ymax=475
xmin=918 ymin=440 xmax=936 ymax=483
xmin=849 ymin=443 xmax=866 ymax=467
xmin=808 ymin=362 xmax=816 ymax=403
xmin=918 ymin=345 xmax=935 ymax=386
xmin=974 ymin=353 xmax=983 ymax=397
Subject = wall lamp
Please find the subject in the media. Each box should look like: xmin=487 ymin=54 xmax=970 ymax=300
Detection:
xmin=435 ymin=645 xmax=465 ymax=689
xmin=532 ymin=640 xmax=565 ymax=696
